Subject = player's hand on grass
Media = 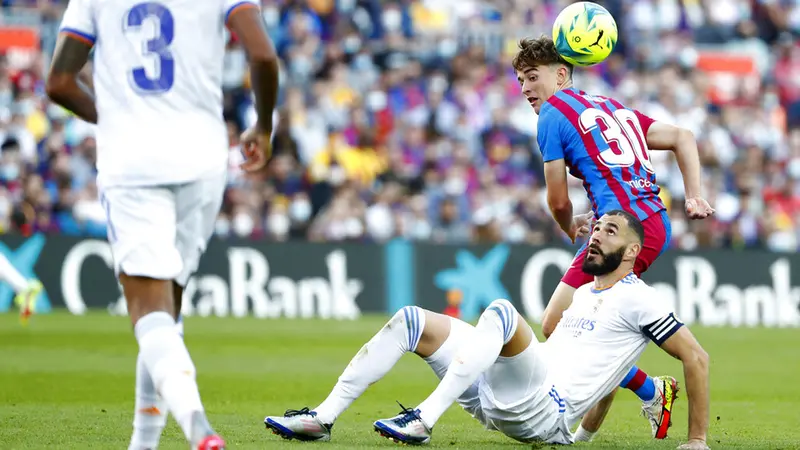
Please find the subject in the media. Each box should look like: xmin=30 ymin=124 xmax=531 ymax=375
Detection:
xmin=571 ymin=211 xmax=595 ymax=240
xmin=677 ymin=439 xmax=710 ymax=450
xmin=240 ymin=125 xmax=272 ymax=172
xmin=685 ymin=196 xmax=714 ymax=220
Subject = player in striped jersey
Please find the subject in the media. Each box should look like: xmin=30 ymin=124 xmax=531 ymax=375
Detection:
xmin=262 ymin=211 xmax=711 ymax=450
xmin=511 ymin=36 xmax=714 ymax=440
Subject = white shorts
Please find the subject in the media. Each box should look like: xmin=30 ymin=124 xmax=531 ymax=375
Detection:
xmin=427 ymin=317 xmax=573 ymax=445
xmin=99 ymin=172 xmax=226 ymax=286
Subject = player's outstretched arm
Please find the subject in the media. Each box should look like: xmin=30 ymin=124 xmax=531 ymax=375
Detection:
xmin=46 ymin=35 xmax=96 ymax=124
xmin=643 ymin=121 xmax=714 ymax=220
xmin=658 ymin=327 xmax=711 ymax=449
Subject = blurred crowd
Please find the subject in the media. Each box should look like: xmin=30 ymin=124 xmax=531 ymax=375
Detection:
xmin=0 ymin=0 xmax=799 ymax=251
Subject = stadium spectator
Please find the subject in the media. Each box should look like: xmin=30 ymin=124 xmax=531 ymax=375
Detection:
xmin=0 ymin=0 xmax=799 ymax=251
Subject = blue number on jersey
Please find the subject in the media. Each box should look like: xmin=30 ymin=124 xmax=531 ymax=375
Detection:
xmin=124 ymin=2 xmax=175 ymax=94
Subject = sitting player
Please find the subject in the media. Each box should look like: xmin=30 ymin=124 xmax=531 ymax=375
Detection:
xmin=263 ymin=211 xmax=711 ymax=450
xmin=513 ymin=36 xmax=715 ymax=438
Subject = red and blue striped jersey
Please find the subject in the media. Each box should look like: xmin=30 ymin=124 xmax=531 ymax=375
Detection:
xmin=537 ymin=88 xmax=666 ymax=222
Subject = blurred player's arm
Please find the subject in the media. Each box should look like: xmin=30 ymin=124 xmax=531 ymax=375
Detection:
xmin=643 ymin=120 xmax=714 ymax=219
xmin=46 ymin=34 xmax=96 ymax=124
xmin=643 ymin=121 xmax=702 ymax=199
xmin=228 ymin=6 xmax=279 ymax=136
xmin=656 ymin=325 xmax=710 ymax=447
xmin=543 ymin=159 xmax=577 ymax=241
xmin=47 ymin=0 xmax=97 ymax=124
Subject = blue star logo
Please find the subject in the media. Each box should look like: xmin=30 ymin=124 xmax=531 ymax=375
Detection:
xmin=0 ymin=234 xmax=50 ymax=313
xmin=434 ymin=244 xmax=511 ymax=320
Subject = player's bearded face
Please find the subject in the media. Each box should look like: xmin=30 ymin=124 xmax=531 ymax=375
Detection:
xmin=582 ymin=242 xmax=626 ymax=275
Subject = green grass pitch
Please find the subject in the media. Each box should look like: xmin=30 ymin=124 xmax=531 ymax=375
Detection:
xmin=0 ymin=312 xmax=797 ymax=449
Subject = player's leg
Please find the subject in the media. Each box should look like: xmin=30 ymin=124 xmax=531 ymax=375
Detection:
xmin=574 ymin=388 xmax=618 ymax=442
xmin=128 ymin=282 xmax=185 ymax=450
xmin=634 ymin=210 xmax=679 ymax=439
xmin=264 ymin=307 xmax=478 ymax=442
xmin=0 ymin=250 xmax=43 ymax=325
xmin=166 ymin=173 xmax=228 ymax=449
xmin=103 ymin=185 xmax=220 ymax=450
xmin=373 ymin=299 xmax=531 ymax=445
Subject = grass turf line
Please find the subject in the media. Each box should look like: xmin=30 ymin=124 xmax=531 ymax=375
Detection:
xmin=0 ymin=312 xmax=797 ymax=449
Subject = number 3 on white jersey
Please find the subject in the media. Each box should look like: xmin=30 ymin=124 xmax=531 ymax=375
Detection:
xmin=579 ymin=108 xmax=654 ymax=173
xmin=123 ymin=2 xmax=175 ymax=95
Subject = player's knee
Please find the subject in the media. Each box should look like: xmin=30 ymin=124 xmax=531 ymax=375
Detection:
xmin=387 ymin=306 xmax=427 ymax=353
xmin=480 ymin=299 xmax=519 ymax=344
xmin=388 ymin=306 xmax=419 ymax=334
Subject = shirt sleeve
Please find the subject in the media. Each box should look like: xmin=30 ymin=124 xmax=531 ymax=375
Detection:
xmin=59 ymin=0 xmax=97 ymax=46
xmin=223 ymin=0 xmax=260 ymax=25
xmin=626 ymin=285 xmax=684 ymax=346
xmin=537 ymin=106 xmax=565 ymax=162
xmin=633 ymin=109 xmax=656 ymax=137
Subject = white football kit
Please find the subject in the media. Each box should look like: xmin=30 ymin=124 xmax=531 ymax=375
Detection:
xmin=58 ymin=0 xmax=259 ymax=284
xmin=446 ymin=273 xmax=684 ymax=444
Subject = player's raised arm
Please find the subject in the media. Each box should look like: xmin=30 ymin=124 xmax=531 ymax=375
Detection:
xmin=46 ymin=0 xmax=97 ymax=124
xmin=227 ymin=1 xmax=280 ymax=171
xmin=639 ymin=117 xmax=714 ymax=220
xmin=648 ymin=321 xmax=711 ymax=450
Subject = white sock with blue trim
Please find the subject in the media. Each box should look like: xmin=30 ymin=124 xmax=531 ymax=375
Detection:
xmin=417 ymin=299 xmax=517 ymax=428
xmin=314 ymin=306 xmax=426 ymax=425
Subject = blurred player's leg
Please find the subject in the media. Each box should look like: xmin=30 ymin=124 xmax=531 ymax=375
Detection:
xmin=129 ymin=313 xmax=184 ymax=450
xmin=264 ymin=307 xmax=479 ymax=442
xmin=0 ymin=252 xmax=43 ymax=325
xmin=104 ymin=185 xmax=223 ymax=450
xmin=129 ymin=352 xmax=168 ymax=450
xmin=127 ymin=277 xmax=211 ymax=444
xmin=373 ymin=299 xmax=531 ymax=445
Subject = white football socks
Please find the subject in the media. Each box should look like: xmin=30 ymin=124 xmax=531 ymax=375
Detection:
xmin=135 ymin=312 xmax=203 ymax=443
xmin=129 ymin=352 xmax=167 ymax=450
xmin=0 ymin=252 xmax=30 ymax=293
xmin=416 ymin=300 xmax=517 ymax=428
xmin=313 ymin=306 xmax=426 ymax=425
xmin=574 ymin=424 xmax=597 ymax=442
xmin=129 ymin=316 xmax=184 ymax=450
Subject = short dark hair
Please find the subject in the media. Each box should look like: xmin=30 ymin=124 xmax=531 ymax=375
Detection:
xmin=511 ymin=36 xmax=573 ymax=76
xmin=604 ymin=210 xmax=645 ymax=245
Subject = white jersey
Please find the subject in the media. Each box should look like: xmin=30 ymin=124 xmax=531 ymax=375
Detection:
xmin=58 ymin=0 xmax=259 ymax=187
xmin=545 ymin=273 xmax=684 ymax=427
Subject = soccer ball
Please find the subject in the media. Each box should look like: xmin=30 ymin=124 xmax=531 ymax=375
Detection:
xmin=552 ymin=1 xmax=618 ymax=67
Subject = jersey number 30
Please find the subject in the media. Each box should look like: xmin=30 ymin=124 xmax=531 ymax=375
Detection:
xmin=579 ymin=109 xmax=654 ymax=173
xmin=124 ymin=2 xmax=175 ymax=94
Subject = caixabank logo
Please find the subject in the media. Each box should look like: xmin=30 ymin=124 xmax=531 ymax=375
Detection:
xmin=417 ymin=243 xmax=800 ymax=327
xmin=0 ymin=234 xmax=51 ymax=313
xmin=433 ymin=244 xmax=512 ymax=321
